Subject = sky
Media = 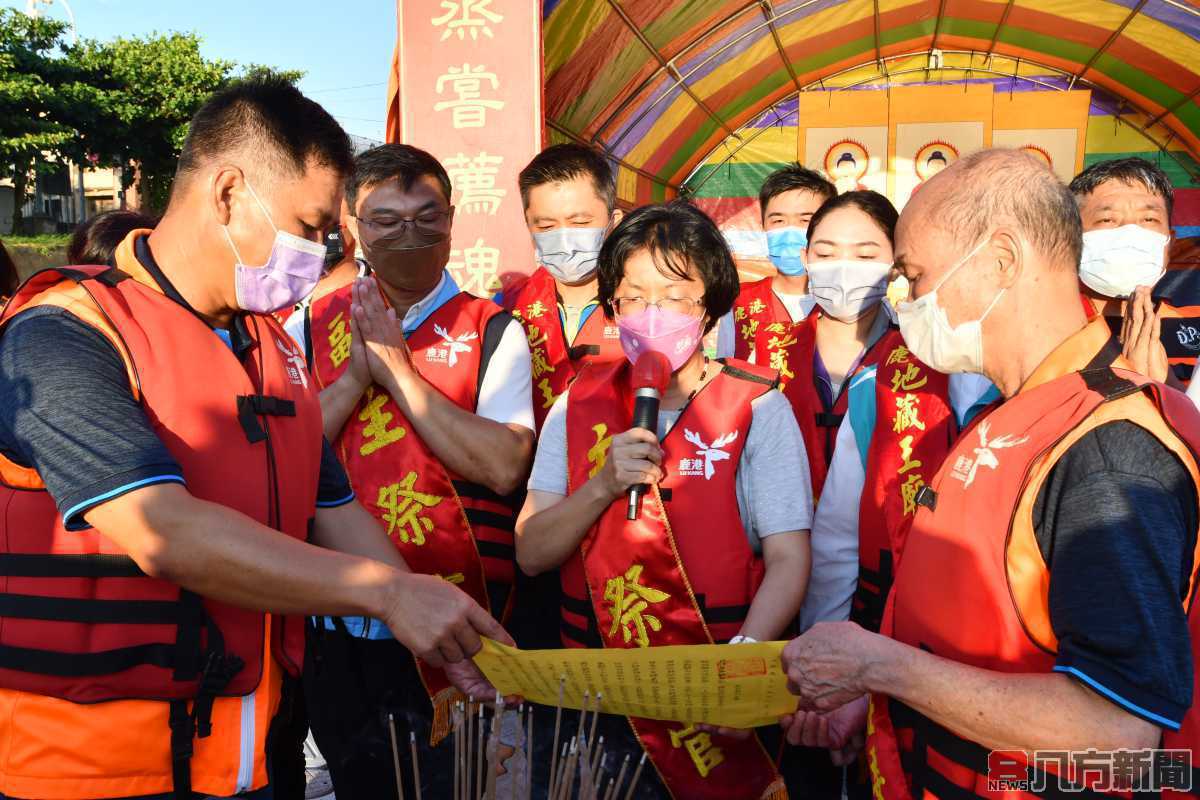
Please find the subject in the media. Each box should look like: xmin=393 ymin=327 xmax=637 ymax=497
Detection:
xmin=4 ymin=0 xmax=396 ymax=143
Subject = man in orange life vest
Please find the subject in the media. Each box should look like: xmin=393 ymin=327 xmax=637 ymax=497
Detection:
xmin=0 ymin=80 xmax=509 ymax=800
xmin=716 ymin=165 xmax=836 ymax=361
xmin=499 ymin=143 xmax=626 ymax=431
xmin=1071 ymin=158 xmax=1195 ymax=389
xmin=778 ymin=148 xmax=1200 ymax=797
xmin=297 ymin=144 xmax=535 ymax=799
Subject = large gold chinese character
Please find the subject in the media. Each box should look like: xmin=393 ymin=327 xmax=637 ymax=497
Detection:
xmin=526 ymin=323 xmax=548 ymax=350
xmin=734 ymin=306 xmax=747 ymax=322
xmin=886 ymin=345 xmax=911 ymax=366
xmin=763 ymin=322 xmax=787 ymax=334
xmin=376 ymin=472 xmax=443 ymax=546
xmin=900 ymin=471 xmax=925 ymax=516
xmin=898 ymin=434 xmax=922 ymax=475
xmin=531 ymin=348 xmax=555 ymax=380
xmin=328 ymin=311 xmax=352 ymax=368
xmin=447 ymin=237 xmax=502 ymax=296
xmin=587 ymin=423 xmax=612 ymax=477
xmin=669 ymin=725 xmax=726 ymax=778
xmin=434 ymin=64 xmax=504 ymax=129
xmin=536 ymin=377 xmax=558 ymax=410
xmin=746 ymin=299 xmax=766 ymax=315
xmin=892 ymin=393 xmax=925 ymax=434
xmin=431 ymin=0 xmax=502 ymax=40
xmin=444 ymin=152 xmax=506 ymax=215
xmin=767 ymin=334 xmax=797 ymax=382
xmin=739 ymin=319 xmax=759 ymax=345
xmin=604 ymin=564 xmax=669 ymax=648
xmin=359 ymin=387 xmax=407 ymax=455
xmin=525 ymin=300 xmax=548 ymax=320
xmin=890 ymin=363 xmax=928 ymax=393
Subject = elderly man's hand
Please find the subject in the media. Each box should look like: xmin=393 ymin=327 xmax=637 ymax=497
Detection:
xmin=1119 ymin=286 xmax=1169 ymax=383
xmin=781 ymin=622 xmax=890 ymax=712
xmin=780 ymin=695 xmax=869 ymax=765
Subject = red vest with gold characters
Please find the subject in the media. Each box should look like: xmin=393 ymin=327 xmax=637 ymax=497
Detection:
xmin=850 ymin=330 xmax=955 ymax=634
xmin=866 ymin=323 xmax=1200 ymax=800
xmin=561 ymin=359 xmax=785 ymax=800
xmin=732 ymin=277 xmax=789 ymax=360
xmin=309 ymin=278 xmax=516 ymax=740
xmin=501 ymin=267 xmax=623 ymax=430
xmin=0 ymin=254 xmax=323 ymax=796
xmin=756 ymin=314 xmax=893 ymax=500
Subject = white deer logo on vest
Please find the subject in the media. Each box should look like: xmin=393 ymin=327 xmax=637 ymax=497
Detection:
xmin=430 ymin=324 xmax=478 ymax=368
xmin=680 ymin=429 xmax=739 ymax=479
xmin=275 ymin=338 xmax=308 ymax=389
xmin=951 ymin=421 xmax=1030 ymax=488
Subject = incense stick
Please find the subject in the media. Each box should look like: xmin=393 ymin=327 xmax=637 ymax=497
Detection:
xmin=549 ymin=676 xmax=565 ymax=799
xmin=607 ymin=753 xmax=630 ymax=800
xmin=524 ymin=705 xmax=533 ymax=800
xmin=622 ymin=753 xmax=647 ymax=800
xmin=409 ymin=731 xmax=423 ymax=800
xmin=475 ymin=704 xmax=486 ymax=800
xmin=387 ymin=713 xmax=406 ymax=800
xmin=484 ymin=694 xmax=503 ymax=800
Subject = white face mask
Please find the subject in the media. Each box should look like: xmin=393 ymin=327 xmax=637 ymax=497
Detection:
xmin=806 ymin=259 xmax=892 ymax=322
xmin=896 ymin=238 xmax=1005 ymax=375
xmin=1078 ymin=224 xmax=1169 ymax=298
xmin=533 ymin=226 xmax=607 ymax=284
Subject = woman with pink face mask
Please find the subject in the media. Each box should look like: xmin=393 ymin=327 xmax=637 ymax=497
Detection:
xmin=515 ymin=201 xmax=813 ymax=800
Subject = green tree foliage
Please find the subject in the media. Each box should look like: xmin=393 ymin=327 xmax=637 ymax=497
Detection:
xmin=0 ymin=9 xmax=304 ymax=226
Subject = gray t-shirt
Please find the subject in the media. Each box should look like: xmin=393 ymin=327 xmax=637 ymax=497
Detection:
xmin=527 ymin=383 xmax=814 ymax=553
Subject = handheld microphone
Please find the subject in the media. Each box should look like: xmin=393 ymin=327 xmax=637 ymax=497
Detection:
xmin=626 ymin=351 xmax=672 ymax=520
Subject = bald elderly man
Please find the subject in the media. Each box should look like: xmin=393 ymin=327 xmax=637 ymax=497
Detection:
xmin=778 ymin=149 xmax=1200 ymax=797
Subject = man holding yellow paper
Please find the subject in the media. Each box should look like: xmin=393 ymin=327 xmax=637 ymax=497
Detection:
xmin=516 ymin=201 xmax=813 ymax=799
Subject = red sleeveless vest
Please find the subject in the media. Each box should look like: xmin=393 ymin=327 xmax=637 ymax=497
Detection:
xmin=308 ymin=278 xmax=516 ymax=739
xmin=866 ymin=323 xmax=1200 ymax=800
xmin=0 ymin=265 xmax=321 ymax=704
xmin=732 ymin=277 xmax=789 ymax=360
xmin=756 ymin=314 xmax=893 ymax=499
xmin=562 ymin=358 xmax=785 ymax=799
xmin=851 ymin=331 xmax=955 ymax=633
xmin=501 ymin=267 xmax=622 ymax=430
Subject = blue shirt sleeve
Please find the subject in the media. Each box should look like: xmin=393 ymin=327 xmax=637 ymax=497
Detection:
xmin=317 ymin=438 xmax=355 ymax=508
xmin=0 ymin=306 xmax=185 ymax=530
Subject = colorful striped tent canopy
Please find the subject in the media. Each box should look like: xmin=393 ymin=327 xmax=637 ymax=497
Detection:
xmin=542 ymin=0 xmax=1200 ymax=207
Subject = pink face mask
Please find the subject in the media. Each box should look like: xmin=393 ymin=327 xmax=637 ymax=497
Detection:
xmin=616 ymin=306 xmax=704 ymax=372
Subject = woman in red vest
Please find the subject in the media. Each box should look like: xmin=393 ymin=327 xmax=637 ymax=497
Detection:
xmin=756 ymin=191 xmax=901 ymax=500
xmin=516 ymin=200 xmax=813 ymax=799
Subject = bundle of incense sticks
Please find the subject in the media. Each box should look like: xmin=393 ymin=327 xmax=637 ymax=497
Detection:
xmin=420 ymin=680 xmax=646 ymax=800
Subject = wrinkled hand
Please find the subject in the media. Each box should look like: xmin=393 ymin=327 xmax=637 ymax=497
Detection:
xmin=598 ymin=427 xmax=664 ymax=501
xmin=385 ymin=572 xmax=514 ymax=669
xmin=351 ymin=277 xmax=413 ymax=386
xmin=443 ymin=658 xmax=506 ymax=703
xmin=342 ymin=307 xmax=372 ymax=393
xmin=781 ymin=622 xmax=888 ymax=712
xmin=1120 ymin=286 xmax=1169 ymax=383
xmin=780 ymin=694 xmax=868 ymax=765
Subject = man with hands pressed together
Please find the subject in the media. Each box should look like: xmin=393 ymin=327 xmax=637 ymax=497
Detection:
xmin=298 ymin=143 xmax=533 ymax=799
xmin=0 ymin=80 xmax=506 ymax=800
xmin=779 ymin=149 xmax=1200 ymax=799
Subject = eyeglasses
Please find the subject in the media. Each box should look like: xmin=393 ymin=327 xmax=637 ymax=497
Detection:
xmin=354 ymin=210 xmax=450 ymax=237
xmin=612 ymin=297 xmax=705 ymax=316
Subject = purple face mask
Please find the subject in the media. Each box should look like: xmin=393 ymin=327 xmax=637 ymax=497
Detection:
xmin=222 ymin=180 xmax=327 ymax=314
xmin=616 ymin=306 xmax=704 ymax=372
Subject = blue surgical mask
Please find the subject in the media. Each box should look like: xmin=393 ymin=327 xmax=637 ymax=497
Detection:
xmin=766 ymin=227 xmax=808 ymax=276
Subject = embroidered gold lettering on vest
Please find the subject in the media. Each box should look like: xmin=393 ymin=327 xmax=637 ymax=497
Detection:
xmin=885 ymin=344 xmax=911 ymax=366
xmin=376 ymin=471 xmax=443 ymax=545
xmin=587 ymin=423 xmax=613 ymax=477
xmin=897 ymin=435 xmax=922 ymax=475
xmin=328 ymin=311 xmax=352 ymax=368
xmin=767 ymin=334 xmax=796 ymax=382
xmin=893 ymin=393 xmax=926 ymax=434
xmin=669 ymin=725 xmax=726 ymax=778
xmin=746 ymin=298 xmax=766 ymax=315
xmin=890 ymin=363 xmax=928 ymax=393
xmin=900 ymin=472 xmax=925 ymax=516
xmin=525 ymin=300 xmax=547 ymax=319
xmin=358 ymin=387 xmax=407 ymax=455
xmin=604 ymin=564 xmax=669 ymax=648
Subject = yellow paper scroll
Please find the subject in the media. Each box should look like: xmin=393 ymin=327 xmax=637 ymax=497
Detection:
xmin=473 ymin=638 xmax=797 ymax=729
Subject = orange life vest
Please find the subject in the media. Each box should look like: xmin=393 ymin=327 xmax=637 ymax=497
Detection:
xmin=756 ymin=314 xmax=893 ymax=500
xmin=501 ymin=266 xmax=623 ymax=430
xmin=850 ymin=331 xmax=955 ymax=634
xmin=562 ymin=358 xmax=785 ymax=799
xmin=866 ymin=320 xmax=1200 ymax=800
xmin=0 ymin=249 xmax=322 ymax=796
xmin=308 ymin=277 xmax=517 ymax=741
xmin=731 ymin=276 xmax=790 ymax=360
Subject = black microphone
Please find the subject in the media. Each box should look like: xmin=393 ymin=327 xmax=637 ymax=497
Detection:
xmin=627 ymin=351 xmax=672 ymax=520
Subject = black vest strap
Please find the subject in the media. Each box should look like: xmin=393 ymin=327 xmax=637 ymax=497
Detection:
xmin=1079 ymin=335 xmax=1141 ymax=401
xmin=815 ymin=411 xmax=845 ymax=429
xmin=0 ymin=553 xmax=144 ymax=577
xmin=568 ymin=343 xmax=602 ymax=361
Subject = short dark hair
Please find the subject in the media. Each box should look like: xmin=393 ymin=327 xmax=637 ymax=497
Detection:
xmin=68 ymin=210 xmax=159 ymax=266
xmin=176 ymin=76 xmax=354 ymax=185
xmin=759 ymin=164 xmax=836 ymax=220
xmin=1069 ymin=157 xmax=1175 ymax=221
xmin=345 ymin=144 xmax=452 ymax=211
xmin=597 ymin=200 xmax=737 ymax=332
xmin=518 ymin=144 xmax=616 ymax=211
xmin=806 ymin=190 xmax=899 ymax=247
